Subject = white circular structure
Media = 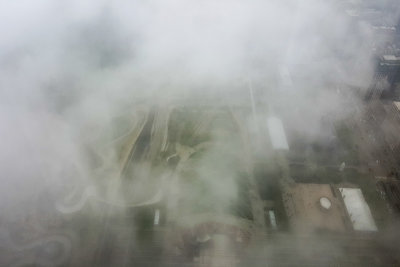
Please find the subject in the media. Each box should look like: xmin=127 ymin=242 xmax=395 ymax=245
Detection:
xmin=319 ymin=197 xmax=332 ymax=210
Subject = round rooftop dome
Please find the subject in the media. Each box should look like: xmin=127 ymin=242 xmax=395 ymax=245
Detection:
xmin=319 ymin=197 xmax=332 ymax=210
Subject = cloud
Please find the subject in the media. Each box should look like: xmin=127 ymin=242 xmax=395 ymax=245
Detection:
xmin=0 ymin=0 xmax=396 ymax=265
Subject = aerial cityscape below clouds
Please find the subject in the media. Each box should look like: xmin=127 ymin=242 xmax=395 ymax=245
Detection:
xmin=1 ymin=0 xmax=400 ymax=266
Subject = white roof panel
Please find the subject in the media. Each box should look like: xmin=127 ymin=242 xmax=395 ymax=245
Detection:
xmin=339 ymin=188 xmax=377 ymax=231
xmin=267 ymin=117 xmax=289 ymax=150
xmin=383 ymin=55 xmax=400 ymax=61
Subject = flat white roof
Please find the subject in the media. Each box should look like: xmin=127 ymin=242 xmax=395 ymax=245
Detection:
xmin=154 ymin=209 xmax=160 ymax=225
xmin=339 ymin=188 xmax=377 ymax=231
xmin=267 ymin=117 xmax=289 ymax=150
xmin=383 ymin=55 xmax=400 ymax=61
xmin=393 ymin=101 xmax=400 ymax=112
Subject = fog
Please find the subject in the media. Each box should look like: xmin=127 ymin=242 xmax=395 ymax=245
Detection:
xmin=0 ymin=0 xmax=399 ymax=266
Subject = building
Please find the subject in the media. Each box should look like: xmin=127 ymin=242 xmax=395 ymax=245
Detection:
xmin=282 ymin=184 xmax=349 ymax=232
xmin=361 ymin=100 xmax=400 ymax=176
